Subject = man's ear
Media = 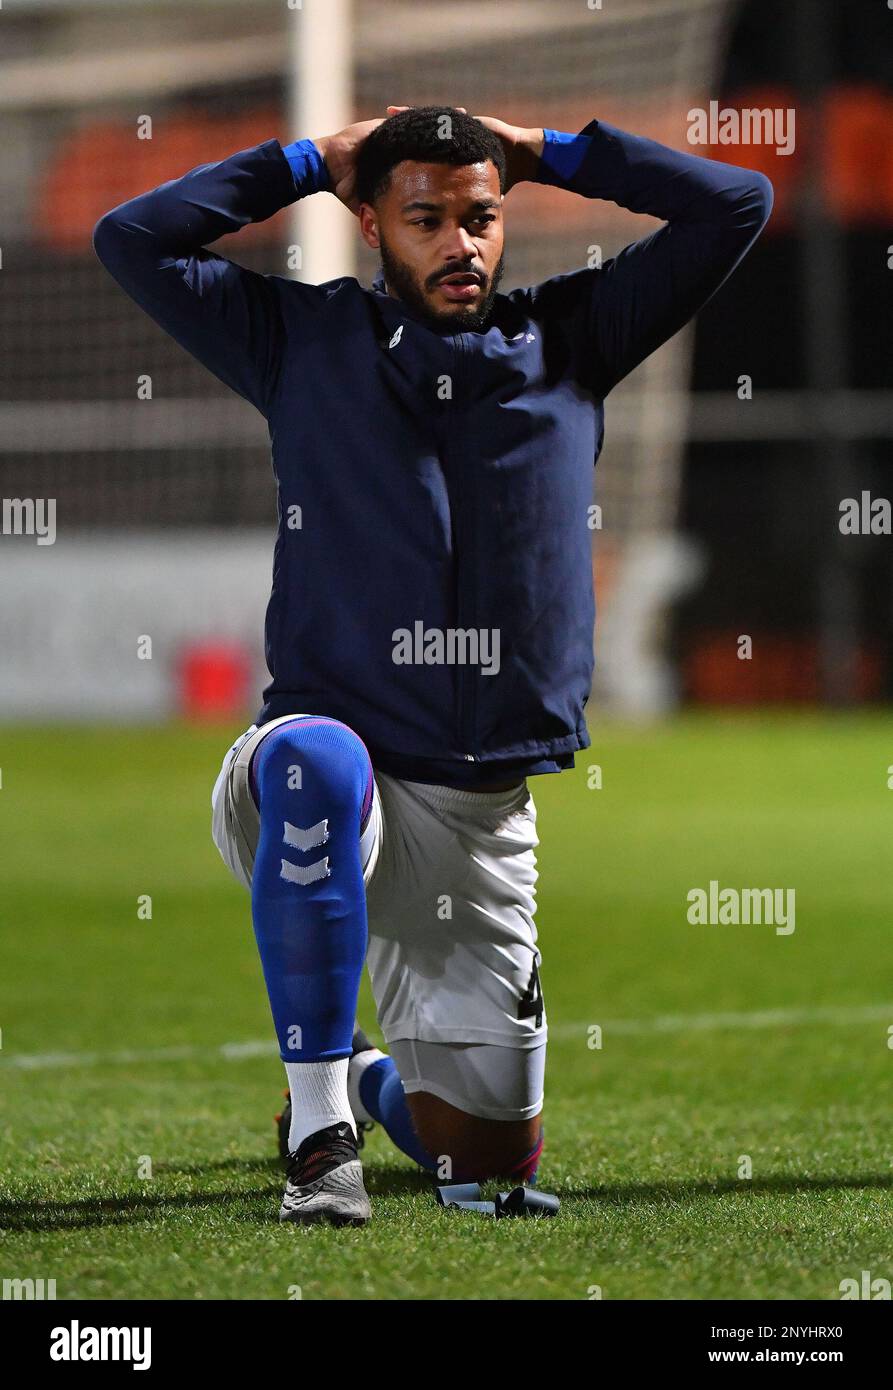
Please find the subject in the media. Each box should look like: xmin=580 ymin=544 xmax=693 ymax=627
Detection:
xmin=358 ymin=202 xmax=380 ymax=251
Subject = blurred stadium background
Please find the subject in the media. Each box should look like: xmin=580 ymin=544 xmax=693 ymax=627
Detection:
xmin=1 ymin=0 xmax=890 ymax=724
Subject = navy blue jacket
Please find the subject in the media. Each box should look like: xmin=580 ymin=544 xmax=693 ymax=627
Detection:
xmin=93 ymin=120 xmax=772 ymax=786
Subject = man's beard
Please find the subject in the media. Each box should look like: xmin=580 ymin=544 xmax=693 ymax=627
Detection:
xmin=378 ymin=235 xmax=505 ymax=333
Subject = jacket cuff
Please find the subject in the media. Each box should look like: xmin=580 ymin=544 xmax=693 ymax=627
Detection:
xmin=535 ymin=126 xmax=595 ymax=188
xmin=281 ymin=138 xmax=332 ymax=196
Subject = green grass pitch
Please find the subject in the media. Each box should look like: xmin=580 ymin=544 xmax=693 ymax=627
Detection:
xmin=1 ymin=712 xmax=892 ymax=1300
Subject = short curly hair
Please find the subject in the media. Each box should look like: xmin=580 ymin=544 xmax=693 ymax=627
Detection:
xmin=355 ymin=105 xmax=506 ymax=207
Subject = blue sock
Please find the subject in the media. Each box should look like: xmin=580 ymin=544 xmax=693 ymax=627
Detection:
xmin=358 ymin=1057 xmax=438 ymax=1171
xmin=250 ymin=717 xmax=373 ymax=1062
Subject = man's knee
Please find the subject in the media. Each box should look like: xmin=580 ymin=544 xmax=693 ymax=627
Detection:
xmin=407 ymin=1091 xmax=542 ymax=1182
xmin=252 ymin=717 xmax=372 ymax=820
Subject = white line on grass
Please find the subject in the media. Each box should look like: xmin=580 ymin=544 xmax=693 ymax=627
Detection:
xmin=549 ymin=1002 xmax=893 ymax=1039
xmin=0 ymin=1040 xmax=276 ymax=1071
xmin=1 ymin=1003 xmax=890 ymax=1071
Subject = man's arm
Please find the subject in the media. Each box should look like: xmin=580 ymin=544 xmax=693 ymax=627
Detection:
xmin=92 ymin=139 xmax=331 ymax=415
xmin=525 ymin=118 xmax=773 ymax=396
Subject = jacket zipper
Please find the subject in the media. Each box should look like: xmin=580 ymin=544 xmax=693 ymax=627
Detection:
xmin=448 ymin=333 xmax=477 ymax=762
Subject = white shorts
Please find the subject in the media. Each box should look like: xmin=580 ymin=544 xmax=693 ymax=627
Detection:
xmin=211 ymin=718 xmax=547 ymax=1120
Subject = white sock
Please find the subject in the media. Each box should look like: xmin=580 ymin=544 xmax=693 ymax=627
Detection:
xmin=347 ymin=1047 xmax=388 ymax=1124
xmin=285 ymin=1059 xmax=355 ymax=1152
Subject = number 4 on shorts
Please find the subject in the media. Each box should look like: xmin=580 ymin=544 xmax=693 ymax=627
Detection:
xmin=518 ymin=960 xmax=544 ymax=1028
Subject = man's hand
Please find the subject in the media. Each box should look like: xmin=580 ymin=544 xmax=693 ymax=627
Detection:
xmin=469 ymin=116 xmax=545 ymax=191
xmin=386 ymin=106 xmax=544 ymax=192
xmin=314 ymin=118 xmax=389 ymax=214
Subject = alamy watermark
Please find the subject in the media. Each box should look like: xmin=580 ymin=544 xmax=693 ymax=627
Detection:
xmin=1 ymin=497 xmax=56 ymax=545
xmin=839 ymin=1270 xmax=891 ymax=1300
xmin=392 ymin=621 xmax=500 ymax=675
xmin=50 ymin=1321 xmax=151 ymax=1370
xmin=687 ymin=101 xmax=795 ymax=157
xmin=687 ymin=880 xmax=795 ymax=935
xmin=839 ymin=492 xmax=891 ymax=535
xmin=3 ymin=1277 xmax=56 ymax=1300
